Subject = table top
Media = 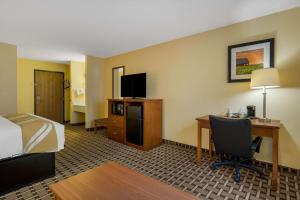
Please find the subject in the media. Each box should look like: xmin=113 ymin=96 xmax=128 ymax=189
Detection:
xmin=49 ymin=161 xmax=199 ymax=200
xmin=196 ymin=115 xmax=280 ymax=129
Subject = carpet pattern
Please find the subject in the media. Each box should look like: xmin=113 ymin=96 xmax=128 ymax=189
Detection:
xmin=1 ymin=125 xmax=299 ymax=200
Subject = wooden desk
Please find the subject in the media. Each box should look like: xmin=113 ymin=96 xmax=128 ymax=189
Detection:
xmin=195 ymin=115 xmax=280 ymax=191
xmin=50 ymin=161 xmax=199 ymax=200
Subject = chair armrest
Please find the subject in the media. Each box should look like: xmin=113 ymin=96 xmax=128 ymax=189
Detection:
xmin=251 ymin=137 xmax=263 ymax=153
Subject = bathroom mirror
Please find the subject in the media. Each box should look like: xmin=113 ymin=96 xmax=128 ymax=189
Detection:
xmin=112 ymin=66 xmax=125 ymax=99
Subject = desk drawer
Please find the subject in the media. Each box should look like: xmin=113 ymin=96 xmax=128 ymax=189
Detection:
xmin=252 ymin=127 xmax=274 ymax=137
xmin=108 ymin=126 xmax=124 ymax=143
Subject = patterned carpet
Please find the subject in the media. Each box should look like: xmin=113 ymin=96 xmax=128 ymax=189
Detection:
xmin=1 ymin=125 xmax=299 ymax=200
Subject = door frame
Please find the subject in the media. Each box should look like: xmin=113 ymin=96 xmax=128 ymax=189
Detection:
xmin=34 ymin=69 xmax=65 ymax=122
xmin=112 ymin=66 xmax=125 ymax=99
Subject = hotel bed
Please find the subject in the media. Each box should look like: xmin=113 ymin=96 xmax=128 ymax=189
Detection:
xmin=0 ymin=114 xmax=65 ymax=195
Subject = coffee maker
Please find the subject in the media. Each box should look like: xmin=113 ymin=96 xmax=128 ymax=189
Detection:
xmin=247 ymin=105 xmax=256 ymax=118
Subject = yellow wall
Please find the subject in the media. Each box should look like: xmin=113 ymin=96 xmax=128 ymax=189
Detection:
xmin=85 ymin=55 xmax=105 ymax=128
xmin=17 ymin=58 xmax=70 ymax=121
xmin=70 ymin=61 xmax=85 ymax=124
xmin=104 ymin=8 xmax=300 ymax=169
xmin=0 ymin=43 xmax=17 ymax=115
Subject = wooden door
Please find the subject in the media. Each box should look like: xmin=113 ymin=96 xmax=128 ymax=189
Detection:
xmin=34 ymin=70 xmax=64 ymax=123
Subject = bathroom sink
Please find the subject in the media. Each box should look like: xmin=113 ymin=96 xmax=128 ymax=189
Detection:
xmin=73 ymin=104 xmax=86 ymax=113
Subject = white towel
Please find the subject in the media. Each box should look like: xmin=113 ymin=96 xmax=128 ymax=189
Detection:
xmin=75 ymin=88 xmax=85 ymax=96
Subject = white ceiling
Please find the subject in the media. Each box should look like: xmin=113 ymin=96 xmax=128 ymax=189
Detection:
xmin=0 ymin=0 xmax=299 ymax=63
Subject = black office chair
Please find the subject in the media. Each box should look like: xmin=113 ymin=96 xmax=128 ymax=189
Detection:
xmin=209 ymin=115 xmax=264 ymax=182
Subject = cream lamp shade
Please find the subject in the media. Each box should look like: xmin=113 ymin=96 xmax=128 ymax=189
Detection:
xmin=250 ymin=68 xmax=280 ymax=89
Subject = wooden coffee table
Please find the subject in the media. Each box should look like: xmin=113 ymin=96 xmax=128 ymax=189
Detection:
xmin=50 ymin=161 xmax=199 ymax=200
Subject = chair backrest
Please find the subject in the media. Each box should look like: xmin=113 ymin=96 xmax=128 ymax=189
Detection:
xmin=209 ymin=115 xmax=252 ymax=158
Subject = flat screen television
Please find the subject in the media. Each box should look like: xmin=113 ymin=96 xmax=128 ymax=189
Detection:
xmin=121 ymin=73 xmax=146 ymax=98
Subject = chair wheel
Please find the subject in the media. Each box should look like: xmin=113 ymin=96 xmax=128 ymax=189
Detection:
xmin=234 ymin=171 xmax=241 ymax=182
xmin=259 ymin=173 xmax=265 ymax=179
xmin=210 ymin=165 xmax=217 ymax=170
xmin=234 ymin=175 xmax=240 ymax=182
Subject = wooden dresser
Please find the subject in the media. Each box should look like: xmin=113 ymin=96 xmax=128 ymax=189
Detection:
xmin=108 ymin=99 xmax=162 ymax=150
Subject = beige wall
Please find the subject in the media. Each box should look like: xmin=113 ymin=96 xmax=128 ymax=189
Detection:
xmin=85 ymin=56 xmax=105 ymax=128
xmin=104 ymin=8 xmax=300 ymax=169
xmin=70 ymin=61 xmax=86 ymax=124
xmin=0 ymin=43 xmax=17 ymax=115
xmin=17 ymin=58 xmax=70 ymax=121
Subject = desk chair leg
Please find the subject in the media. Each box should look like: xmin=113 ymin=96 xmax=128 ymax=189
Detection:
xmin=234 ymin=164 xmax=241 ymax=182
xmin=210 ymin=161 xmax=234 ymax=170
xmin=210 ymin=160 xmax=264 ymax=182
xmin=239 ymin=163 xmax=265 ymax=178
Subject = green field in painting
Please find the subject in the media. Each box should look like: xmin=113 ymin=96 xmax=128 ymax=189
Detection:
xmin=236 ymin=64 xmax=263 ymax=75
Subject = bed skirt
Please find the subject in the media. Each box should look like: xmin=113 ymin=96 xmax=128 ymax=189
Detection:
xmin=0 ymin=152 xmax=55 ymax=195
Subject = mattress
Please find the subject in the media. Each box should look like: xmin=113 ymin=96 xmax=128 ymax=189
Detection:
xmin=0 ymin=114 xmax=65 ymax=160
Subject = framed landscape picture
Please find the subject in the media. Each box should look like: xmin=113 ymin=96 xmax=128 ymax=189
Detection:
xmin=228 ymin=38 xmax=274 ymax=82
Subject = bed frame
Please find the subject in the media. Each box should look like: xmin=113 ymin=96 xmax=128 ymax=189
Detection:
xmin=0 ymin=152 xmax=55 ymax=195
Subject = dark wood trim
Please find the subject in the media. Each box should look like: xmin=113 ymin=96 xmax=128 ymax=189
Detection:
xmin=34 ymin=69 xmax=65 ymax=123
xmin=70 ymin=122 xmax=85 ymax=126
xmin=86 ymin=127 xmax=107 ymax=132
xmin=163 ymin=139 xmax=197 ymax=150
xmin=86 ymin=127 xmax=95 ymax=132
xmin=112 ymin=66 xmax=125 ymax=98
xmin=228 ymin=38 xmax=275 ymax=83
xmin=0 ymin=153 xmax=55 ymax=195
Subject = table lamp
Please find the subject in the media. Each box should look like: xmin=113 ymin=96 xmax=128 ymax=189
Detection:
xmin=250 ymin=68 xmax=280 ymax=121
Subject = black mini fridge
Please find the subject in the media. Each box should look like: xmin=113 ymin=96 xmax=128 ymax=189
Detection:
xmin=126 ymin=105 xmax=143 ymax=145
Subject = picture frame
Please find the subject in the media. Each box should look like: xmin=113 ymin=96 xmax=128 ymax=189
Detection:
xmin=228 ymin=38 xmax=274 ymax=82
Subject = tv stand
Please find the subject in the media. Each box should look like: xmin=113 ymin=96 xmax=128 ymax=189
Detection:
xmin=125 ymin=97 xmax=145 ymax=100
xmin=108 ymin=99 xmax=162 ymax=150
